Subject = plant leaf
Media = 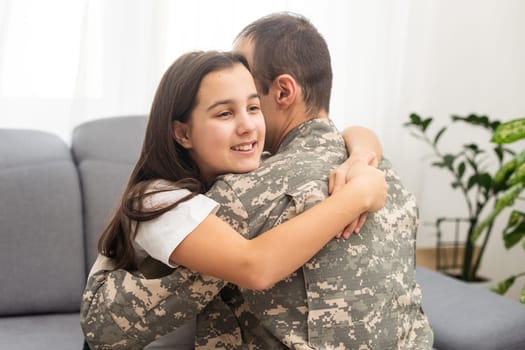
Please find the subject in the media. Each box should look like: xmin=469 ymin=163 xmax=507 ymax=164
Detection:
xmin=491 ymin=118 xmax=525 ymax=144
xmin=494 ymin=159 xmax=517 ymax=187
xmin=443 ymin=154 xmax=455 ymax=171
xmin=451 ymin=181 xmax=462 ymax=189
xmin=458 ymin=162 xmax=466 ymax=179
xmin=433 ymin=126 xmax=447 ymax=146
xmin=404 ymin=113 xmax=426 ymax=129
xmin=409 ymin=113 xmax=422 ymax=124
xmin=502 ymin=211 xmax=525 ymax=249
xmin=491 ymin=276 xmax=516 ymax=295
xmin=464 ymin=143 xmax=481 ymax=154
xmin=466 ymin=157 xmax=479 ymax=172
xmin=472 ymin=184 xmax=524 ymax=243
xmin=421 ymin=117 xmax=433 ymax=132
xmin=467 ymin=174 xmax=478 ymax=190
xmin=478 ymin=172 xmax=493 ymax=193
xmin=507 ymin=162 xmax=525 ymax=186
xmin=503 ymin=147 xmax=517 ymax=158
xmin=452 ymin=114 xmax=498 ymax=131
xmin=491 ymin=120 xmax=502 ymax=131
xmin=494 ymin=145 xmax=504 ymax=163
xmin=495 ymin=183 xmax=524 ymax=211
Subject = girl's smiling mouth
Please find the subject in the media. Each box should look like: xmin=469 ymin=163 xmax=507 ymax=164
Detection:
xmin=231 ymin=141 xmax=257 ymax=152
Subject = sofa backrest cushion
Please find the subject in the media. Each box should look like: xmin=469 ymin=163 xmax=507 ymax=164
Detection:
xmin=71 ymin=116 xmax=147 ymax=269
xmin=0 ymin=129 xmax=85 ymax=316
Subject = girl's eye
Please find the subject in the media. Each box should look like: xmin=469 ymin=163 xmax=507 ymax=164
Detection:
xmin=248 ymin=105 xmax=261 ymax=112
xmin=217 ymin=111 xmax=233 ymax=118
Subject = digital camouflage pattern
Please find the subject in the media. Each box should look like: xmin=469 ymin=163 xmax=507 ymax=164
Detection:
xmin=201 ymin=118 xmax=433 ymax=349
xmin=80 ymin=118 xmax=433 ymax=349
xmin=80 ymin=255 xmax=235 ymax=349
xmin=303 ymin=160 xmax=434 ymax=349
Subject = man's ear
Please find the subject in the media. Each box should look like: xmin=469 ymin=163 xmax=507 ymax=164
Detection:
xmin=172 ymin=121 xmax=192 ymax=149
xmin=272 ymin=74 xmax=297 ymax=109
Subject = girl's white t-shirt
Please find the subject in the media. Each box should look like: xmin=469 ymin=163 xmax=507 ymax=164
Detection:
xmin=133 ymin=183 xmax=219 ymax=267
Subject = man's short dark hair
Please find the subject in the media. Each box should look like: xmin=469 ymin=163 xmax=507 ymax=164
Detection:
xmin=236 ymin=12 xmax=333 ymax=118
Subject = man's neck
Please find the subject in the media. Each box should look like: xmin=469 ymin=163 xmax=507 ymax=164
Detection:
xmin=268 ymin=106 xmax=329 ymax=154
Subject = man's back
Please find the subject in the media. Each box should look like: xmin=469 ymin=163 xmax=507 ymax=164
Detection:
xmin=202 ymin=118 xmax=345 ymax=348
xmin=203 ymin=118 xmax=432 ymax=349
xmin=304 ymin=159 xmax=433 ymax=349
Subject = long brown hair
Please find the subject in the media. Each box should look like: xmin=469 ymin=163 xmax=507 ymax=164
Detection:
xmin=98 ymin=51 xmax=250 ymax=270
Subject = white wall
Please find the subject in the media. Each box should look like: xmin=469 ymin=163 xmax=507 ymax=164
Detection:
xmin=383 ymin=0 xmax=525 ymax=300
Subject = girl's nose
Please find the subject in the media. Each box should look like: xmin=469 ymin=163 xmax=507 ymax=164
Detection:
xmin=237 ymin=111 xmax=256 ymax=134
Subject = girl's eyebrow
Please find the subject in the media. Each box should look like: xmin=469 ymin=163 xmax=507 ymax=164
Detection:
xmin=206 ymin=94 xmax=260 ymax=111
xmin=206 ymin=99 xmax=232 ymax=112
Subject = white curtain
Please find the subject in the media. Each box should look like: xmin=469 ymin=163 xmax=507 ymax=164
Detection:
xmin=2 ymin=0 xmax=525 ymax=235
xmin=1 ymin=0 xmax=525 ymax=299
xmin=0 ymin=0 xmax=412 ymax=140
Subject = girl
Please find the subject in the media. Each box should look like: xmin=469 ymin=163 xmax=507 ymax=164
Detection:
xmin=81 ymin=51 xmax=387 ymax=349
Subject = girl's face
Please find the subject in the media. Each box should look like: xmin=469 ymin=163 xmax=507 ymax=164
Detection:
xmin=174 ymin=63 xmax=265 ymax=184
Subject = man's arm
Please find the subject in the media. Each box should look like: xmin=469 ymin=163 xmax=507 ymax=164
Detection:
xmin=80 ymin=255 xmax=226 ymax=349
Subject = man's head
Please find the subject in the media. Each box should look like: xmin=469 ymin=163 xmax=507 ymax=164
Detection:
xmin=234 ymin=12 xmax=333 ymax=152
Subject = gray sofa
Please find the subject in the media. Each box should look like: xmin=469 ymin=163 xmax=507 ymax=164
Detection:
xmin=1 ymin=116 xmax=524 ymax=350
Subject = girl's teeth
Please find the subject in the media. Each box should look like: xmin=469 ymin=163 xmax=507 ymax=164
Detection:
xmin=233 ymin=144 xmax=253 ymax=151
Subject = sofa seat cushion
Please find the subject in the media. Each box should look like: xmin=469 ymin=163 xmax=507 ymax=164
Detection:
xmin=0 ymin=313 xmax=82 ymax=350
xmin=417 ymin=267 xmax=525 ymax=350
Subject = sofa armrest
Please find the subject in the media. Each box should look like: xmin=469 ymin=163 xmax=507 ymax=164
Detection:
xmin=416 ymin=267 xmax=525 ymax=350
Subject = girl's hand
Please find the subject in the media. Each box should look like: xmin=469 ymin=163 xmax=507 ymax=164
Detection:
xmin=329 ymin=151 xmax=382 ymax=239
xmin=342 ymin=159 xmax=387 ymax=210
xmin=329 ymin=149 xmax=379 ymax=195
xmin=335 ymin=160 xmax=387 ymax=238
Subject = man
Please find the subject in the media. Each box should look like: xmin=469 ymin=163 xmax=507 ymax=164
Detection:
xmin=196 ymin=12 xmax=433 ymax=349
xmin=81 ymin=12 xmax=432 ymax=349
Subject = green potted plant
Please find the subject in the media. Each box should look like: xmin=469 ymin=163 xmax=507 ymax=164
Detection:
xmin=473 ymin=117 xmax=525 ymax=302
xmin=404 ymin=113 xmax=524 ymax=290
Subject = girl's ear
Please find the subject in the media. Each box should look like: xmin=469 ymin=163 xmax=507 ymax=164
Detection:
xmin=172 ymin=121 xmax=192 ymax=149
xmin=272 ymin=74 xmax=297 ymax=109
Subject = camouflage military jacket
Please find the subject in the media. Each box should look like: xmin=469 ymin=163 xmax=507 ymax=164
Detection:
xmin=80 ymin=118 xmax=433 ymax=349
xmin=200 ymin=118 xmax=433 ymax=349
xmin=81 ymin=254 xmax=229 ymax=349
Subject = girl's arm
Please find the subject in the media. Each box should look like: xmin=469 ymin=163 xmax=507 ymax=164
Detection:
xmin=331 ymin=126 xmax=382 ymax=194
xmin=341 ymin=125 xmax=382 ymax=167
xmin=329 ymin=126 xmax=383 ymax=237
xmin=170 ymin=160 xmax=387 ymax=291
xmin=80 ymin=161 xmax=386 ymax=348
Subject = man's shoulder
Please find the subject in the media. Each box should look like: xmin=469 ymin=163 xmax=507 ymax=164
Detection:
xmin=206 ymin=120 xmax=346 ymax=209
xmin=207 ymin=157 xmax=290 ymax=205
